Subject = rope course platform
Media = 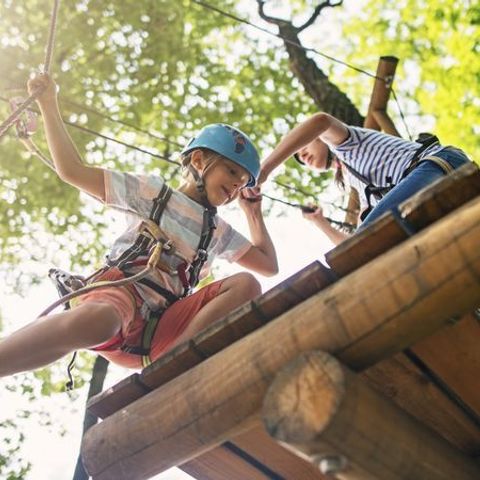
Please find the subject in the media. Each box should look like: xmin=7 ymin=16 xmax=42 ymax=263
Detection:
xmin=83 ymin=162 xmax=480 ymax=480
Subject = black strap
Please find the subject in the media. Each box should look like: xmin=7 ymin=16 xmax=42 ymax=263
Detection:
xmin=402 ymin=134 xmax=440 ymax=179
xmin=186 ymin=207 xmax=217 ymax=294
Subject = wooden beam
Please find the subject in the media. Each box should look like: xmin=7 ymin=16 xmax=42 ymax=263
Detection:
xmin=82 ymin=196 xmax=480 ymax=480
xmin=262 ymin=351 xmax=480 ymax=480
xmin=364 ymin=55 xmax=399 ymax=135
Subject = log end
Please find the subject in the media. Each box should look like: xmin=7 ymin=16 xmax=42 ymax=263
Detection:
xmin=262 ymin=351 xmax=345 ymax=444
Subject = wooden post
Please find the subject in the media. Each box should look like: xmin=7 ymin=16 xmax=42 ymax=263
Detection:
xmin=364 ymin=56 xmax=400 ymax=135
xmin=82 ymin=197 xmax=480 ymax=480
xmin=345 ymin=56 xmax=400 ymax=228
xmin=263 ymin=351 xmax=480 ymax=480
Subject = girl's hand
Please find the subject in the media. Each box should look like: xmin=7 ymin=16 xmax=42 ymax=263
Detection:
xmin=238 ymin=188 xmax=262 ymax=215
xmin=302 ymin=204 xmax=327 ymax=224
xmin=27 ymin=73 xmax=58 ymax=107
xmin=257 ymin=163 xmax=271 ymax=186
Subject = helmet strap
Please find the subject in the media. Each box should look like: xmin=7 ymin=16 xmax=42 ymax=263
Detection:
xmin=187 ymin=155 xmax=218 ymax=207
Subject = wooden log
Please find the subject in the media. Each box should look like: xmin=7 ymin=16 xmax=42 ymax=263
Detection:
xmin=82 ymin=197 xmax=480 ymax=480
xmin=262 ymin=351 xmax=480 ymax=480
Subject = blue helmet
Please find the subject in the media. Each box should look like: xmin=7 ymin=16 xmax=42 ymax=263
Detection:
xmin=181 ymin=123 xmax=260 ymax=187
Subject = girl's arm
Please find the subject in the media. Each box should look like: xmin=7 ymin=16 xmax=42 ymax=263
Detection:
xmin=28 ymin=74 xmax=106 ymax=201
xmin=259 ymin=113 xmax=349 ymax=183
xmin=302 ymin=206 xmax=350 ymax=246
xmin=235 ymin=191 xmax=278 ymax=277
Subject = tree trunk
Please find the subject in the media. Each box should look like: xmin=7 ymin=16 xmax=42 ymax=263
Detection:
xmin=278 ymin=23 xmax=364 ymax=126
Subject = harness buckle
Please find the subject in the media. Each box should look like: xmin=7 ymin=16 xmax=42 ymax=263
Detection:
xmin=196 ymin=249 xmax=208 ymax=261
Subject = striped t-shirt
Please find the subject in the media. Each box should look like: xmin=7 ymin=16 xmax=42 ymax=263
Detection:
xmin=327 ymin=126 xmax=445 ymax=211
xmin=104 ymin=171 xmax=252 ymax=310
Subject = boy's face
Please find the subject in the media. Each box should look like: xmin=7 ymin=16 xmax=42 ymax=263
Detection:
xmin=203 ymin=157 xmax=251 ymax=206
xmin=297 ymin=138 xmax=330 ymax=171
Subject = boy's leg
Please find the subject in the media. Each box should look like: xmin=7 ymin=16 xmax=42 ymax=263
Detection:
xmin=0 ymin=302 xmax=122 ymax=377
xmin=174 ymin=272 xmax=261 ymax=344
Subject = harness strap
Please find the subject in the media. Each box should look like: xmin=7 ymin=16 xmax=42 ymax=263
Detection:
xmin=186 ymin=206 xmax=217 ymax=295
xmin=416 ymin=155 xmax=453 ymax=175
xmin=109 ymin=183 xmax=173 ymax=270
xmin=120 ymin=307 xmax=165 ymax=367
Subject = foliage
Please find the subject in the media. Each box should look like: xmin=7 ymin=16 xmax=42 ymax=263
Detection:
xmin=341 ymin=0 xmax=480 ymax=160
xmin=0 ymin=419 xmax=31 ymax=480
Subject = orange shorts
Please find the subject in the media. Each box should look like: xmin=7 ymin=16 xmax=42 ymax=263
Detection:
xmin=73 ymin=268 xmax=224 ymax=369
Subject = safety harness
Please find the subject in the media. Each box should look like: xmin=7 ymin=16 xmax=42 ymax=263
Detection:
xmin=342 ymin=134 xmax=453 ymax=221
xmin=50 ymin=183 xmax=218 ymax=371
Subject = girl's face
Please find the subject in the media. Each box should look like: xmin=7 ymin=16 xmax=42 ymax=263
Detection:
xmin=202 ymin=156 xmax=251 ymax=206
xmin=297 ymin=138 xmax=331 ymax=171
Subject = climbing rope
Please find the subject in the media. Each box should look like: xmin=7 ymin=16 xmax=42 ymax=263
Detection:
xmin=0 ymin=0 xmax=60 ymax=141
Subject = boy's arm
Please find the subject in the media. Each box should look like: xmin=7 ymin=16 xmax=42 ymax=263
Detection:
xmin=28 ymin=74 xmax=106 ymax=201
xmin=235 ymin=192 xmax=278 ymax=277
xmin=259 ymin=113 xmax=349 ymax=183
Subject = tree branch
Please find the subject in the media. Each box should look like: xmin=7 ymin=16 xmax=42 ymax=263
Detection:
xmin=257 ymin=0 xmax=295 ymax=30
xmin=298 ymin=0 xmax=344 ymax=33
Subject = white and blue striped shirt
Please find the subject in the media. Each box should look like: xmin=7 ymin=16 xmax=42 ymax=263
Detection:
xmin=327 ymin=126 xmax=445 ymax=211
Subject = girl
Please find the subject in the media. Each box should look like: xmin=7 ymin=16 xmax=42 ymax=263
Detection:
xmin=0 ymin=73 xmax=278 ymax=375
xmin=258 ymin=112 xmax=471 ymax=245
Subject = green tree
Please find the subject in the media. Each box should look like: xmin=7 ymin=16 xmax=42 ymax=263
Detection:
xmin=341 ymin=0 xmax=480 ymax=160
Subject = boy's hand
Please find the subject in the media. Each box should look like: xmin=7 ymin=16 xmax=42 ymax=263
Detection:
xmin=27 ymin=73 xmax=58 ymax=107
xmin=238 ymin=188 xmax=262 ymax=215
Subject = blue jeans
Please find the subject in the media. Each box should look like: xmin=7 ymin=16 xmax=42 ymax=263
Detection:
xmin=359 ymin=147 xmax=471 ymax=229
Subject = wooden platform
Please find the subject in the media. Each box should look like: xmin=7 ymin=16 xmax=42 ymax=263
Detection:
xmin=84 ymin=163 xmax=480 ymax=479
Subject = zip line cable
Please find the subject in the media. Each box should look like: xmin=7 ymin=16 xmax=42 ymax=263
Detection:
xmin=61 ymin=98 xmax=183 ymax=148
xmin=190 ymin=0 xmax=413 ymax=137
xmin=191 ymin=0 xmax=380 ymax=80
xmin=61 ymin=120 xmax=181 ymax=166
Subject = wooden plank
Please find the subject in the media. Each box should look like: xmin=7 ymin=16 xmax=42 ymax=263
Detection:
xmin=180 ymin=444 xmax=272 ymax=480
xmin=362 ymin=349 xmax=480 ymax=455
xmin=87 ymin=261 xmax=334 ymax=418
xmin=327 ymin=162 xmax=480 ymax=276
xmin=231 ymin=426 xmax=326 ymax=479
xmin=82 ymin=197 xmax=480 ymax=479
xmin=263 ymin=351 xmax=480 ymax=480
xmin=86 ymin=373 xmax=150 ymax=420
xmin=411 ymin=312 xmax=480 ymax=418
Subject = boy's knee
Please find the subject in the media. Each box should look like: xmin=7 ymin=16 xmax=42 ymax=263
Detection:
xmin=64 ymin=302 xmax=122 ymax=347
xmin=229 ymin=272 xmax=262 ymax=299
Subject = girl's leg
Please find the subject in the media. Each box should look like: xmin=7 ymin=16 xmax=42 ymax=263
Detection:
xmin=169 ymin=272 xmax=261 ymax=348
xmin=360 ymin=149 xmax=471 ymax=229
xmin=0 ymin=302 xmax=122 ymax=377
